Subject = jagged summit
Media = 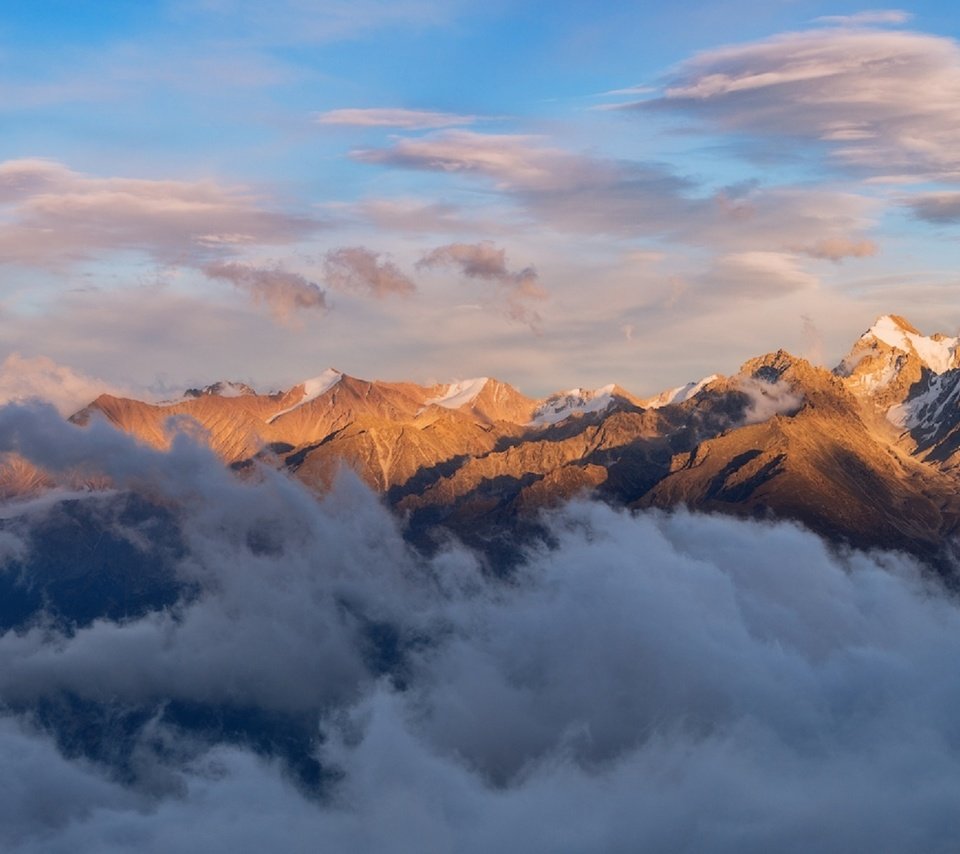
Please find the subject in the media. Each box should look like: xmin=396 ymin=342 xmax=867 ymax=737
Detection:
xmin=836 ymin=315 xmax=960 ymax=410
xmin=861 ymin=314 xmax=958 ymax=374
xmin=872 ymin=314 xmax=921 ymax=336
xmin=266 ymin=369 xmax=343 ymax=424
xmin=183 ymin=380 xmax=258 ymax=399
xmin=640 ymin=375 xmax=718 ymax=409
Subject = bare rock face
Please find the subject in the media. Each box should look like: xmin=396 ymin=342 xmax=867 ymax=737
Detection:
xmin=27 ymin=314 xmax=960 ymax=574
xmin=644 ymin=350 xmax=960 ymax=565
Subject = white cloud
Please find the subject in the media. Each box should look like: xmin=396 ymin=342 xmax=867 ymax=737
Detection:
xmin=0 ymin=354 xmax=123 ymax=416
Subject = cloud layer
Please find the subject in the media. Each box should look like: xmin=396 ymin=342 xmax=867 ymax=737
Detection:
xmin=1 ymin=405 xmax=960 ymax=850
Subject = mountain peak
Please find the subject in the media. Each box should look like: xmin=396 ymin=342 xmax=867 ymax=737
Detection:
xmin=424 ymin=378 xmax=489 ymax=410
xmin=860 ymin=315 xmax=958 ymax=374
xmin=871 ymin=314 xmax=921 ymax=336
xmin=265 ymin=369 xmax=343 ymax=424
xmin=184 ymin=380 xmax=257 ymax=399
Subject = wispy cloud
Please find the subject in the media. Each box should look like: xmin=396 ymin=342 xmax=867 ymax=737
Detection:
xmin=814 ymin=10 xmax=913 ymax=26
xmin=632 ymin=29 xmax=960 ymax=181
xmin=795 ymin=236 xmax=878 ymax=263
xmin=903 ymin=191 xmax=960 ymax=223
xmin=203 ymin=262 xmax=327 ymax=324
xmin=323 ymin=247 xmax=416 ymax=298
xmin=0 ymin=159 xmax=319 ymax=269
xmin=351 ymin=197 xmax=513 ymax=236
xmin=695 ymin=251 xmax=819 ymax=299
xmin=316 ymin=108 xmax=477 ymax=129
xmin=357 ymin=132 xmax=878 ymax=263
xmin=417 ymin=241 xmax=546 ymax=328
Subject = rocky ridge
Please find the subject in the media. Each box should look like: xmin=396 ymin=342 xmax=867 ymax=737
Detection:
xmin=5 ymin=315 xmax=960 ymax=572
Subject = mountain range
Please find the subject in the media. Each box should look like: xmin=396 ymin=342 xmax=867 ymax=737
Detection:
xmin=6 ymin=314 xmax=960 ymax=574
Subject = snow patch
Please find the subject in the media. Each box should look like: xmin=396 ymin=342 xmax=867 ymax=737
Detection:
xmin=424 ymin=378 xmax=489 ymax=410
xmin=531 ymin=384 xmax=617 ymax=426
xmin=867 ymin=316 xmax=958 ymax=374
xmin=644 ymin=375 xmax=718 ymax=409
xmin=887 ymin=372 xmax=960 ymax=430
xmin=266 ymin=370 xmax=342 ymax=423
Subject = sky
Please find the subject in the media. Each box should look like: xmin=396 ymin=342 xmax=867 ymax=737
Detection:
xmin=4 ymin=1 xmax=960 ymax=398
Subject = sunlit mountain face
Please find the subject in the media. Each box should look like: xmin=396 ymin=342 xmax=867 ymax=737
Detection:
xmin=7 ymin=1 xmax=960 ymax=850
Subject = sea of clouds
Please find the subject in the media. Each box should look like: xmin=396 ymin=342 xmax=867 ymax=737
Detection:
xmin=0 ymin=402 xmax=959 ymax=853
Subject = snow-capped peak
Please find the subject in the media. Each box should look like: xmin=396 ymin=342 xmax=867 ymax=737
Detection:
xmin=424 ymin=378 xmax=489 ymax=410
xmin=530 ymin=384 xmax=617 ymax=426
xmin=864 ymin=315 xmax=958 ymax=374
xmin=642 ymin=375 xmax=718 ymax=409
xmin=266 ymin=369 xmax=342 ymax=424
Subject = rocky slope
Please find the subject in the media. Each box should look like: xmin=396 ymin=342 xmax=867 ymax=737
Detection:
xmin=7 ymin=314 xmax=960 ymax=573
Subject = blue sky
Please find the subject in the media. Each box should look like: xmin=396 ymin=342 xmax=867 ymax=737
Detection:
xmin=3 ymin=2 xmax=960 ymax=398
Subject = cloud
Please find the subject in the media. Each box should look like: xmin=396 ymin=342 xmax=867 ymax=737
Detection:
xmin=738 ymin=376 xmax=805 ymax=424
xmin=352 ymin=197 xmax=512 ymax=236
xmin=0 ymin=354 xmax=123 ymax=416
xmin=353 ymin=130 xmax=583 ymax=187
xmin=0 ymin=159 xmax=319 ymax=269
xmin=417 ymin=241 xmax=547 ymax=328
xmin=1 ymin=404 xmax=960 ymax=850
xmin=634 ymin=29 xmax=960 ymax=181
xmin=796 ymin=237 xmax=878 ymax=262
xmin=696 ymin=251 xmax=819 ymax=299
xmin=353 ymin=130 xmax=700 ymax=238
xmin=316 ymin=108 xmax=477 ymax=129
xmin=322 ymin=247 xmax=416 ymax=298
xmin=814 ymin=10 xmax=913 ymax=26
xmin=904 ymin=191 xmax=960 ymax=223
xmin=355 ymin=132 xmax=879 ymax=259
xmin=203 ymin=262 xmax=327 ymax=324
